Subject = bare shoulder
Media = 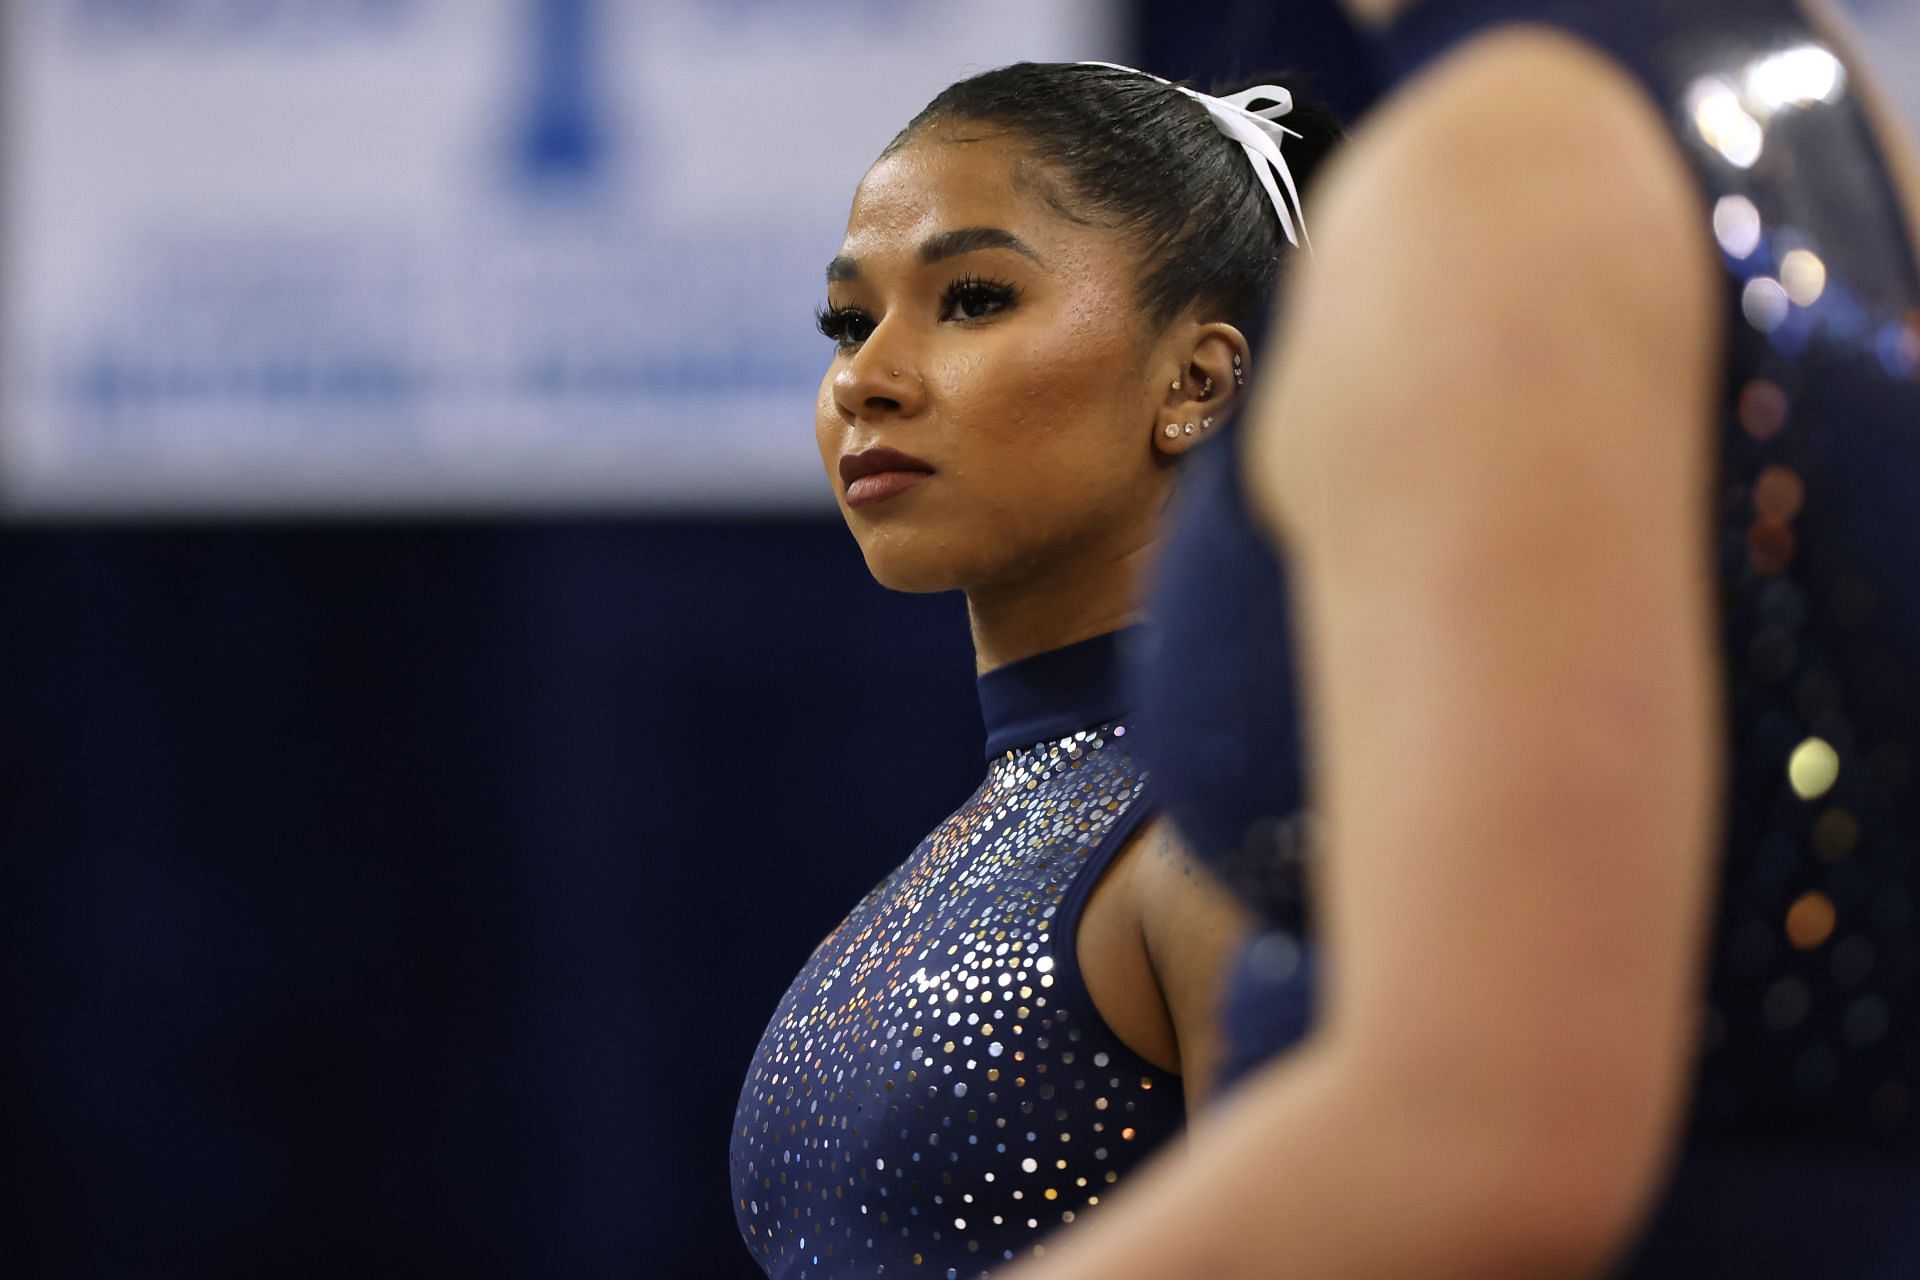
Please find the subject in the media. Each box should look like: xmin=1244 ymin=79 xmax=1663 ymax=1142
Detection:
xmin=1124 ymin=813 xmax=1227 ymax=893
xmin=1248 ymin=26 xmax=1720 ymax=547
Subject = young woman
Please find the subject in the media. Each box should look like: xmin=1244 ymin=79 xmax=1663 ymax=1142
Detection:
xmin=1003 ymin=1 xmax=1920 ymax=1278
xmin=729 ymin=63 xmax=1340 ymax=1278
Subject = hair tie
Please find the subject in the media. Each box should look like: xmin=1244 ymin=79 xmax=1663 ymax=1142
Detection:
xmin=1080 ymin=62 xmax=1312 ymax=252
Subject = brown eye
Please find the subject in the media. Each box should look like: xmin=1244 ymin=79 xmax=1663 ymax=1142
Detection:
xmin=940 ymin=277 xmax=1018 ymax=323
xmin=816 ymin=304 xmax=876 ymax=349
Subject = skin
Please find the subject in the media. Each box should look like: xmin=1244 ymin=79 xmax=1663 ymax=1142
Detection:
xmin=1004 ymin=4 xmax=1920 ymax=1279
xmin=817 ymin=121 xmax=1262 ymax=1107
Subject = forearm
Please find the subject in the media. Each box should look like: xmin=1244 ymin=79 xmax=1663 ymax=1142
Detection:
xmin=1003 ymin=1038 xmax=1634 ymax=1280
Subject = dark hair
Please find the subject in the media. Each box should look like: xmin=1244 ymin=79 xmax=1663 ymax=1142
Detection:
xmin=889 ymin=62 xmax=1344 ymax=331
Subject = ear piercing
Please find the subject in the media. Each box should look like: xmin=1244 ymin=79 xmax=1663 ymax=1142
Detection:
xmin=1232 ymin=353 xmax=1246 ymax=386
xmin=1202 ymin=416 xmax=1214 ymax=430
xmin=1171 ymin=379 xmax=1182 ymax=393
xmin=1201 ymin=375 xmax=1215 ymax=397
xmin=1163 ymin=423 xmax=1180 ymax=439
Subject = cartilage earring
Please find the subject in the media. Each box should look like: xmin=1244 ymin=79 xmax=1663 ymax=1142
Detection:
xmin=1163 ymin=423 xmax=1180 ymax=439
xmin=1232 ymin=353 xmax=1245 ymax=386
xmin=1171 ymin=379 xmax=1182 ymax=393
xmin=1201 ymin=375 xmax=1214 ymax=397
xmin=1183 ymin=422 xmax=1196 ymax=435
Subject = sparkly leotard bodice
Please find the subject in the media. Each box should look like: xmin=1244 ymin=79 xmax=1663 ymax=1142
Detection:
xmin=731 ymin=630 xmax=1182 ymax=1278
xmin=1138 ymin=0 xmax=1920 ymax=1270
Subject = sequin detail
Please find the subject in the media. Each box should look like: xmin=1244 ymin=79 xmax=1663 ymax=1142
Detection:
xmin=1680 ymin=13 xmax=1920 ymax=1140
xmin=731 ymin=724 xmax=1180 ymax=1278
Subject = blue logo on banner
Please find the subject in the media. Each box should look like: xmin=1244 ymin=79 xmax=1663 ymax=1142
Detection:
xmin=518 ymin=0 xmax=607 ymax=183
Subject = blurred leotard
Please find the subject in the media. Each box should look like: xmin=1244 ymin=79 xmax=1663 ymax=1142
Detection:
xmin=1137 ymin=1 xmax=1920 ymax=1271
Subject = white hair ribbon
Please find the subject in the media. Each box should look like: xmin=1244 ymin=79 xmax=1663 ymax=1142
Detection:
xmin=1080 ymin=62 xmax=1311 ymax=252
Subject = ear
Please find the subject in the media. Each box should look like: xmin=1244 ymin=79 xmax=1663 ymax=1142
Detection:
xmin=1151 ymin=322 xmax=1253 ymax=457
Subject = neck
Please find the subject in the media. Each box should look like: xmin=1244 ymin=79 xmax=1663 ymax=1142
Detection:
xmin=965 ymin=533 xmax=1156 ymax=676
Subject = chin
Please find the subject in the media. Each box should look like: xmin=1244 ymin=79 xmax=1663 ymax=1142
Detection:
xmin=851 ymin=524 xmax=975 ymax=595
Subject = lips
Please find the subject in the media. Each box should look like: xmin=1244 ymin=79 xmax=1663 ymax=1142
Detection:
xmin=839 ymin=446 xmax=935 ymax=509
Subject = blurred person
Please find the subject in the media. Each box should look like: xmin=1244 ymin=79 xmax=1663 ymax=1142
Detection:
xmin=729 ymin=62 xmax=1341 ymax=1278
xmin=997 ymin=0 xmax=1920 ymax=1277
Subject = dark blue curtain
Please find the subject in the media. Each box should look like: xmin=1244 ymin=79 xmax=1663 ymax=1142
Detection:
xmin=8 ymin=521 xmax=977 ymax=1278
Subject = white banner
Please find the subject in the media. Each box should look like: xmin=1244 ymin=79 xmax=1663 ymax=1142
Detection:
xmin=1 ymin=0 xmax=1123 ymax=516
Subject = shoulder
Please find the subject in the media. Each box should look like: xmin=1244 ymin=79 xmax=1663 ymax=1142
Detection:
xmin=1123 ymin=819 xmax=1256 ymax=1008
xmin=1249 ymin=24 xmax=1721 ymax=552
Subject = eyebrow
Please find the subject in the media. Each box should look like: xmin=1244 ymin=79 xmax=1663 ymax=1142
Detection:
xmin=825 ymin=226 xmax=1042 ymax=283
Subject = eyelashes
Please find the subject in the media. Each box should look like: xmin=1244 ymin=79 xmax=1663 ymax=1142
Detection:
xmin=815 ymin=302 xmax=873 ymax=347
xmin=815 ymin=275 xmax=1021 ymax=350
xmin=941 ymin=274 xmax=1019 ymax=322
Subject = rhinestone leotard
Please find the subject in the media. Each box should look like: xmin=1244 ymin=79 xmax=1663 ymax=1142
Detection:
xmin=1138 ymin=1 xmax=1920 ymax=1271
xmin=732 ymin=630 xmax=1183 ymax=1278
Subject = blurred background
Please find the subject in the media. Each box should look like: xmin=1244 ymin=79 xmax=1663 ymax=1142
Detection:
xmin=3 ymin=1 xmax=1911 ymax=1276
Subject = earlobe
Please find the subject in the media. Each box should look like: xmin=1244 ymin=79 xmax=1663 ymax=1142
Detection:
xmin=1154 ymin=414 xmax=1218 ymax=456
xmin=1155 ymin=417 xmax=1195 ymax=456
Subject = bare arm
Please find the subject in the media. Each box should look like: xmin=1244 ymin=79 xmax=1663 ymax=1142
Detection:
xmin=1007 ymin=28 xmax=1722 ymax=1280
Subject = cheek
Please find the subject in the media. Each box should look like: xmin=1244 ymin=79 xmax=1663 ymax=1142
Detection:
xmin=815 ymin=371 xmax=843 ymax=467
xmin=940 ymin=314 xmax=1146 ymax=489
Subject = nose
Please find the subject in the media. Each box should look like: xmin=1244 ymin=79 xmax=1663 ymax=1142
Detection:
xmin=831 ymin=326 xmax=925 ymax=423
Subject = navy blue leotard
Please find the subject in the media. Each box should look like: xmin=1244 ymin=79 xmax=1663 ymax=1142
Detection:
xmin=1138 ymin=1 xmax=1920 ymax=1272
xmin=732 ymin=630 xmax=1183 ymax=1278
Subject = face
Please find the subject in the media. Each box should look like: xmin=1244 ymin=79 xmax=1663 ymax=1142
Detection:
xmin=815 ymin=124 xmax=1182 ymax=596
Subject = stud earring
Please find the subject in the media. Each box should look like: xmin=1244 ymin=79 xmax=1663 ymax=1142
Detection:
xmin=1171 ymin=379 xmax=1182 ymax=393
xmin=1232 ymin=353 xmax=1246 ymax=387
xmin=1183 ymin=422 xmax=1196 ymax=435
xmin=1163 ymin=423 xmax=1180 ymax=439
xmin=1201 ymin=416 xmax=1214 ymax=431
xmin=1201 ymin=375 xmax=1214 ymax=397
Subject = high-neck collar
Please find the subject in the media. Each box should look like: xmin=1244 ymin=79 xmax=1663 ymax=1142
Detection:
xmin=976 ymin=627 xmax=1145 ymax=761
